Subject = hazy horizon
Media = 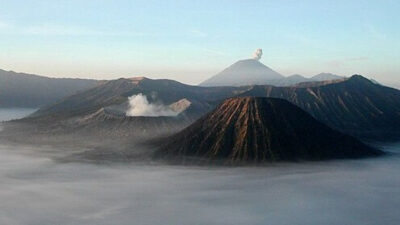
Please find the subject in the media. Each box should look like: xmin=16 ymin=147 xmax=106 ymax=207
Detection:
xmin=0 ymin=0 xmax=399 ymax=86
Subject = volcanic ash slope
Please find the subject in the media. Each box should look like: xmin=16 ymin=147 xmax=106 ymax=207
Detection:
xmin=156 ymin=97 xmax=382 ymax=164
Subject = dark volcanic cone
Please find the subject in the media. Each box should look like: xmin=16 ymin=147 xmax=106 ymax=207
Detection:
xmin=156 ymin=97 xmax=382 ymax=164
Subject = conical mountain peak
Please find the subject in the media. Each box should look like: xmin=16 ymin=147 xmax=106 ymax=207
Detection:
xmin=200 ymin=59 xmax=284 ymax=87
xmin=157 ymin=97 xmax=381 ymax=164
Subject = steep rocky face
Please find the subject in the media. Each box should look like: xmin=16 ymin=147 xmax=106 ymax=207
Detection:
xmin=31 ymin=78 xmax=137 ymax=118
xmin=157 ymin=97 xmax=381 ymax=164
xmin=238 ymin=75 xmax=400 ymax=139
xmin=73 ymin=108 xmax=191 ymax=140
xmin=31 ymin=77 xmax=249 ymax=119
xmin=68 ymin=98 xmax=199 ymax=140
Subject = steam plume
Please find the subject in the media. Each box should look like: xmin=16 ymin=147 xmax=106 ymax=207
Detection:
xmin=252 ymin=48 xmax=263 ymax=60
xmin=126 ymin=93 xmax=179 ymax=117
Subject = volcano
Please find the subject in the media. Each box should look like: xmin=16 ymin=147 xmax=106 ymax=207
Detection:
xmin=157 ymin=97 xmax=381 ymax=164
xmin=25 ymin=75 xmax=400 ymax=141
xmin=200 ymin=59 xmax=284 ymax=87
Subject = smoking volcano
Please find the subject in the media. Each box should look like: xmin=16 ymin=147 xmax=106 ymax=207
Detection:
xmin=156 ymin=97 xmax=382 ymax=164
xmin=200 ymin=49 xmax=284 ymax=86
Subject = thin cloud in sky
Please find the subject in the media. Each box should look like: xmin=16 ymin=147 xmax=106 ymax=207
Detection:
xmin=25 ymin=24 xmax=103 ymax=36
xmin=0 ymin=22 xmax=145 ymax=37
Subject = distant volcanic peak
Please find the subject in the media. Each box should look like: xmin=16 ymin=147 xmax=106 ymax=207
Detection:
xmin=344 ymin=75 xmax=377 ymax=86
xmin=234 ymin=58 xmax=267 ymax=66
xmin=200 ymin=58 xmax=283 ymax=87
xmin=350 ymin=74 xmax=369 ymax=80
xmin=289 ymin=74 xmax=306 ymax=78
xmin=312 ymin=73 xmax=344 ymax=81
xmin=158 ymin=97 xmax=381 ymax=163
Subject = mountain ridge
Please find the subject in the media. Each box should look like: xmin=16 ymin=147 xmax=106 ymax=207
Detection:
xmin=31 ymin=76 xmax=250 ymax=119
xmin=237 ymin=75 xmax=400 ymax=139
xmin=0 ymin=69 xmax=100 ymax=108
xmin=312 ymin=73 xmax=344 ymax=81
xmin=156 ymin=97 xmax=382 ymax=164
xmin=200 ymin=59 xmax=345 ymax=87
xmin=25 ymin=74 xmax=400 ymax=140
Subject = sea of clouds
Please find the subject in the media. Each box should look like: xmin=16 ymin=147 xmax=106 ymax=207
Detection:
xmin=0 ymin=142 xmax=399 ymax=225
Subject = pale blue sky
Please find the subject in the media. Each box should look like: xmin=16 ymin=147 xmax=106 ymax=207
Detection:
xmin=0 ymin=0 xmax=399 ymax=85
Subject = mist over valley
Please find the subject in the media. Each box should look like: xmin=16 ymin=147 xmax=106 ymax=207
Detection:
xmin=1 ymin=2 xmax=399 ymax=222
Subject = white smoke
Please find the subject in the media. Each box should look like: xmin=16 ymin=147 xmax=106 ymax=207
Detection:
xmin=252 ymin=48 xmax=263 ymax=60
xmin=126 ymin=93 xmax=179 ymax=117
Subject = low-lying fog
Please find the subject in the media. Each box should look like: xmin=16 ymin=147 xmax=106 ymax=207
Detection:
xmin=0 ymin=143 xmax=399 ymax=225
xmin=1 ymin=109 xmax=400 ymax=225
xmin=0 ymin=108 xmax=36 ymax=122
